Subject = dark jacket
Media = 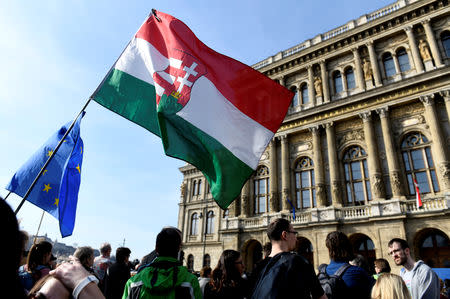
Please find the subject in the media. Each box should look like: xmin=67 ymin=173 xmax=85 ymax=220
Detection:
xmin=105 ymin=262 xmax=131 ymax=299
xmin=204 ymin=277 xmax=250 ymax=299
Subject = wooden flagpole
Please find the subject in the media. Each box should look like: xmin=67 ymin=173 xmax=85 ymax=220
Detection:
xmin=14 ymin=98 xmax=92 ymax=215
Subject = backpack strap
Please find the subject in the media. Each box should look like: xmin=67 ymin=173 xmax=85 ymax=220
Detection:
xmin=318 ymin=264 xmax=328 ymax=274
xmin=334 ymin=264 xmax=351 ymax=277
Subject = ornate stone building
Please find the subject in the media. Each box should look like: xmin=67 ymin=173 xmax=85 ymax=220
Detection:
xmin=177 ymin=0 xmax=450 ymax=274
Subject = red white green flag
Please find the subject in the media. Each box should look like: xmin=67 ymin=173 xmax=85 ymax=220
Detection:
xmin=92 ymin=10 xmax=293 ymax=208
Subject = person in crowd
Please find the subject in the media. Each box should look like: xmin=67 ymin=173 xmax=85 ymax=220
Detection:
xmin=123 ymin=226 xmax=202 ymax=298
xmin=137 ymin=250 xmax=158 ymax=271
xmin=371 ymin=273 xmax=411 ymax=299
xmin=198 ymin=266 xmax=212 ymax=295
xmin=388 ymin=238 xmax=440 ymax=299
xmin=204 ymin=250 xmax=249 ymax=299
xmin=19 ymin=239 xmax=54 ymax=291
xmin=251 ymin=218 xmax=326 ymax=299
xmin=74 ymin=246 xmax=96 ymax=275
xmin=350 ymin=254 xmax=371 ymax=275
xmin=104 ymin=247 xmax=131 ymax=299
xmin=374 ymin=258 xmax=391 ymax=280
xmin=248 ymin=242 xmax=272 ymax=292
xmin=93 ymin=242 xmax=112 ymax=293
xmin=321 ymin=231 xmax=374 ymax=299
xmin=0 ymin=197 xmax=27 ymax=298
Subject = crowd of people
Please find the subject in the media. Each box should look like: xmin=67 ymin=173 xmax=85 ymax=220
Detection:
xmin=3 ymin=196 xmax=449 ymax=299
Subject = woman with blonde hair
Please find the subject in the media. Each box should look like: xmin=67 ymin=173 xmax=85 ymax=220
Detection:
xmin=371 ymin=273 xmax=411 ymax=299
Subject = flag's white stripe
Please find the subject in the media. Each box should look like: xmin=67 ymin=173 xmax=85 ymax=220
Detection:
xmin=114 ymin=37 xmax=169 ymax=86
xmin=177 ymin=76 xmax=273 ymax=169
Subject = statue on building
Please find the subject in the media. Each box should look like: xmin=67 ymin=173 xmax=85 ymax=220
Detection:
xmin=418 ymin=39 xmax=432 ymax=61
xmin=314 ymin=76 xmax=323 ymax=97
xmin=362 ymin=58 xmax=373 ymax=81
xmin=180 ymin=181 xmax=187 ymax=197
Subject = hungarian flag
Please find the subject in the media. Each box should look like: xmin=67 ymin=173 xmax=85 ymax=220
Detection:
xmin=92 ymin=10 xmax=293 ymax=209
xmin=413 ymin=178 xmax=423 ymax=208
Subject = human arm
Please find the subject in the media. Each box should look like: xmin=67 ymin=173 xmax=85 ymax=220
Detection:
xmin=49 ymin=259 xmax=105 ymax=299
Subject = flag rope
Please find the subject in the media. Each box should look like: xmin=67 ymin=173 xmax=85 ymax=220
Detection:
xmin=2 ymin=191 xmax=11 ymax=201
xmin=14 ymin=98 xmax=92 ymax=215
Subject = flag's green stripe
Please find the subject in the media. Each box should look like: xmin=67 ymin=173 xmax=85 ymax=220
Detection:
xmin=157 ymin=94 xmax=253 ymax=209
xmin=93 ymin=69 xmax=161 ymax=137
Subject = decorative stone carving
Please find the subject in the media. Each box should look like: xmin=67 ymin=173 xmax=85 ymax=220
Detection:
xmin=419 ymin=94 xmax=435 ymax=106
xmin=316 ymin=184 xmax=327 ymax=206
xmin=362 ymin=58 xmax=373 ymax=81
xmin=359 ymin=111 xmax=372 ymax=122
xmin=270 ymin=191 xmax=278 ymax=212
xmin=314 ymin=76 xmax=323 ymax=97
xmin=390 ymin=171 xmax=402 ymax=196
xmin=331 ymin=181 xmax=342 ymax=205
xmin=418 ymin=39 xmax=432 ymax=61
xmin=241 ymin=195 xmax=249 ymax=216
xmin=439 ymin=162 xmax=450 ymax=189
xmin=371 ymin=174 xmax=384 ymax=198
xmin=337 ymin=130 xmax=365 ymax=149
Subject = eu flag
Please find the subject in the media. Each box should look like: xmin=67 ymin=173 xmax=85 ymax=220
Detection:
xmin=6 ymin=113 xmax=84 ymax=237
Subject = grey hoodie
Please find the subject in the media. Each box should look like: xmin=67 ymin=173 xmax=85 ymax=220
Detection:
xmin=400 ymin=260 xmax=440 ymax=299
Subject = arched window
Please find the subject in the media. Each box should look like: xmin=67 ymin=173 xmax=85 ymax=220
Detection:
xmin=296 ymin=237 xmax=314 ymax=265
xmin=345 ymin=68 xmax=356 ymax=90
xmin=401 ymin=132 xmax=439 ymax=195
xmin=351 ymin=234 xmax=376 ymax=273
xmin=206 ymin=211 xmax=214 ymax=234
xmin=197 ymin=179 xmax=202 ymax=195
xmin=187 ymin=254 xmax=194 ymax=271
xmin=333 ymin=71 xmax=343 ymax=94
xmin=294 ymin=157 xmax=316 ymax=209
xmin=254 ymin=166 xmax=270 ymax=214
xmin=441 ymin=31 xmax=450 ymax=58
xmin=343 ymin=146 xmax=371 ymax=205
xmin=190 ymin=213 xmax=199 ymax=235
xmin=223 ymin=209 xmax=229 ymax=219
xmin=192 ymin=180 xmax=197 ymax=196
xmin=203 ymin=254 xmax=211 ymax=267
xmin=383 ymin=52 xmax=396 ymax=77
xmin=301 ymin=83 xmax=309 ymax=104
xmin=396 ymin=48 xmax=411 ymax=72
xmin=290 ymin=86 xmax=299 ymax=107
xmin=418 ymin=229 xmax=450 ymax=268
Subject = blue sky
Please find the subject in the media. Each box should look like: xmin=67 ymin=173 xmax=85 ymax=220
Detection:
xmin=0 ymin=0 xmax=393 ymax=260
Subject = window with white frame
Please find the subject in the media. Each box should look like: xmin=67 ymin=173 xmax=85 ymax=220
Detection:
xmin=253 ymin=166 xmax=270 ymax=214
xmin=345 ymin=68 xmax=356 ymax=90
xmin=396 ymin=48 xmax=411 ymax=72
xmin=206 ymin=211 xmax=214 ymax=234
xmin=294 ymin=157 xmax=316 ymax=209
xmin=383 ymin=52 xmax=396 ymax=77
xmin=301 ymin=83 xmax=309 ymax=104
xmin=401 ymin=132 xmax=439 ymax=195
xmin=343 ymin=146 xmax=372 ymax=205
xmin=333 ymin=71 xmax=343 ymax=94
xmin=190 ymin=213 xmax=199 ymax=235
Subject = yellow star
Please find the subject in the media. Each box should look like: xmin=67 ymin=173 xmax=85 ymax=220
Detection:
xmin=76 ymin=164 xmax=81 ymax=173
xmin=54 ymin=198 xmax=59 ymax=206
xmin=43 ymin=184 xmax=52 ymax=193
xmin=47 ymin=150 xmax=53 ymax=157
xmin=43 ymin=169 xmax=48 ymax=175
xmin=80 ymin=146 xmax=83 ymax=154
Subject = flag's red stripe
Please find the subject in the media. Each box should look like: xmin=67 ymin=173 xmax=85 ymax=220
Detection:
xmin=136 ymin=11 xmax=293 ymax=133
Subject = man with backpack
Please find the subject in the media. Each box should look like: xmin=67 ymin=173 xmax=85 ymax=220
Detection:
xmin=251 ymin=218 xmax=326 ymax=299
xmin=122 ymin=227 xmax=202 ymax=299
xmin=318 ymin=231 xmax=374 ymax=299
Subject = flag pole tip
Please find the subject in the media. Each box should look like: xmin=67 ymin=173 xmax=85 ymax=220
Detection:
xmin=151 ymin=9 xmax=161 ymax=22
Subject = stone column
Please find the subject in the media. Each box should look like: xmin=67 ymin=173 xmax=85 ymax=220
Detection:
xmin=392 ymin=53 xmax=401 ymax=75
xmin=376 ymin=107 xmax=405 ymax=198
xmin=280 ymin=134 xmax=291 ymax=211
xmin=269 ymin=139 xmax=279 ymax=212
xmin=404 ymin=26 xmax=424 ymax=73
xmin=324 ymin=122 xmax=343 ymax=206
xmin=320 ymin=60 xmax=330 ymax=103
xmin=360 ymin=111 xmax=385 ymax=200
xmin=367 ymin=41 xmax=382 ymax=87
xmin=439 ymin=90 xmax=450 ymax=126
xmin=307 ymin=65 xmax=316 ymax=106
xmin=309 ymin=126 xmax=327 ymax=207
xmin=419 ymin=95 xmax=450 ymax=191
xmin=240 ymin=180 xmax=250 ymax=217
xmin=422 ymin=19 xmax=444 ymax=67
xmin=352 ymin=48 xmax=365 ymax=91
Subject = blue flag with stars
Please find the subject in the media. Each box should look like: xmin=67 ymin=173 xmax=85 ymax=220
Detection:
xmin=6 ymin=113 xmax=85 ymax=237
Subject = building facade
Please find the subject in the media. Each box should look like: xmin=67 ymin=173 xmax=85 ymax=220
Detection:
xmin=177 ymin=0 xmax=450 ymax=274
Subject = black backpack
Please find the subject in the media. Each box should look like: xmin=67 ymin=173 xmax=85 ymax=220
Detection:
xmin=317 ymin=263 xmax=350 ymax=299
